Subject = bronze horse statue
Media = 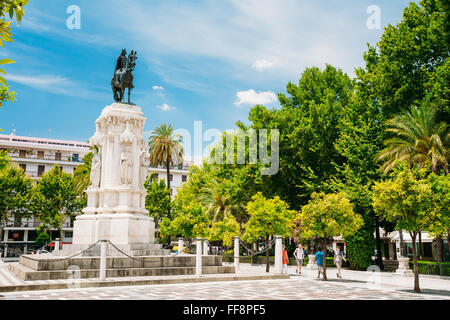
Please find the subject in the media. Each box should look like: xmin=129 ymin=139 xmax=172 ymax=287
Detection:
xmin=111 ymin=49 xmax=137 ymax=104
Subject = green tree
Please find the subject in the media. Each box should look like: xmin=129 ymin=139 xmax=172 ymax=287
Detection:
xmin=247 ymin=64 xmax=353 ymax=208
xmin=299 ymin=192 xmax=363 ymax=280
xmin=73 ymin=152 xmax=93 ymax=195
xmin=0 ymin=160 xmax=32 ymax=242
xmin=242 ymin=193 xmax=296 ymax=272
xmin=159 ymin=203 xmax=209 ymax=242
xmin=0 ymin=0 xmax=28 ymax=107
xmin=30 ymin=166 xmax=83 ymax=249
xmin=34 ymin=232 xmax=50 ymax=248
xmin=376 ymin=105 xmax=448 ymax=175
xmin=424 ymin=173 xmax=450 ymax=250
xmin=365 ymin=0 xmax=449 ymax=121
xmin=210 ymin=215 xmax=241 ymax=247
xmin=373 ymin=163 xmax=434 ymax=293
xmin=144 ymin=173 xmax=170 ymax=228
xmin=148 ymin=123 xmax=184 ymax=220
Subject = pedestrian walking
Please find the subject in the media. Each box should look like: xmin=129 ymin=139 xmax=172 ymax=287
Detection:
xmin=282 ymin=245 xmax=288 ymax=274
xmin=334 ymin=247 xmax=346 ymax=279
xmin=293 ymin=244 xmax=305 ymax=274
xmin=315 ymin=247 xmax=324 ymax=279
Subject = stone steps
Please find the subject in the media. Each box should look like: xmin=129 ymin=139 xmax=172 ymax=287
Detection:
xmin=19 ymin=255 xmax=222 ymax=271
xmin=9 ymin=263 xmax=235 ymax=281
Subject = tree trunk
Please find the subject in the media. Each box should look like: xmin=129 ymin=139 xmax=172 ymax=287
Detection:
xmin=436 ymin=235 xmax=444 ymax=262
xmin=375 ymin=217 xmax=384 ymax=270
xmin=166 ymin=153 xmax=171 ymax=220
xmin=265 ymin=234 xmax=270 ymax=273
xmin=322 ymin=236 xmax=327 ymax=281
xmin=418 ymin=231 xmax=423 ymax=261
xmin=59 ymin=227 xmax=63 ymax=250
xmin=398 ymin=230 xmax=405 ymax=257
xmin=410 ymin=232 xmax=420 ymax=293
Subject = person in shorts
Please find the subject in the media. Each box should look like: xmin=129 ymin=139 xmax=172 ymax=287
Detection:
xmin=334 ymin=246 xmax=346 ymax=279
xmin=293 ymin=244 xmax=305 ymax=274
xmin=315 ymin=247 xmax=324 ymax=279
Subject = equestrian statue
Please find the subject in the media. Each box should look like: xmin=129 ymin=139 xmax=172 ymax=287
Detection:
xmin=111 ymin=49 xmax=137 ymax=104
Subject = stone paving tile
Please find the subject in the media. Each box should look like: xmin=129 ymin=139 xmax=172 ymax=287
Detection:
xmin=1 ymin=278 xmax=444 ymax=300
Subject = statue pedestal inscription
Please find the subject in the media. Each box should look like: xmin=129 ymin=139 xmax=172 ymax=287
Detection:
xmin=66 ymin=103 xmax=161 ymax=255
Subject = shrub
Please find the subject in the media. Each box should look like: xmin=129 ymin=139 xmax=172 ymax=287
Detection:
xmin=344 ymin=217 xmax=375 ymax=270
xmin=409 ymin=261 xmax=450 ymax=277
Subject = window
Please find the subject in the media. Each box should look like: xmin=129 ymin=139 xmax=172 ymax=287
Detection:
xmin=38 ymin=165 xmax=45 ymax=177
xmin=182 ymin=175 xmax=187 ymax=182
xmin=64 ymin=231 xmax=73 ymax=239
xmin=72 ymin=153 xmax=79 ymax=162
xmin=19 ymin=164 xmax=26 ymax=172
xmin=169 ymin=174 xmax=173 ymax=181
xmin=37 ymin=151 xmax=44 ymax=159
xmin=55 ymin=152 xmax=62 ymax=161
xmin=19 ymin=149 xmax=26 ymax=158
xmin=154 ymin=173 xmax=159 ymax=180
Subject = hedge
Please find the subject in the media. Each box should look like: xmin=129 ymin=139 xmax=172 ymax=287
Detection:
xmin=222 ymin=255 xmax=349 ymax=268
xmin=409 ymin=261 xmax=450 ymax=277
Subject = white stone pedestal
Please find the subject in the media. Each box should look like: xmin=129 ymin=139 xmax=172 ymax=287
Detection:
xmin=394 ymin=257 xmax=413 ymax=276
xmin=64 ymin=102 xmax=162 ymax=256
xmin=306 ymin=254 xmax=317 ymax=270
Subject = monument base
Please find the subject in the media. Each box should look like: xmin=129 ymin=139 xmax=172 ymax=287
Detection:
xmin=58 ymin=213 xmax=165 ymax=256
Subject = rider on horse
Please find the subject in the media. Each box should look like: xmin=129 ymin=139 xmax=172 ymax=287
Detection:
xmin=114 ymin=49 xmax=128 ymax=87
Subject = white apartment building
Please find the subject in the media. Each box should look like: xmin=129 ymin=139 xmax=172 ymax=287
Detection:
xmin=0 ymin=133 xmax=91 ymax=257
xmin=0 ymin=133 xmax=90 ymax=179
xmin=149 ymin=161 xmax=193 ymax=198
xmin=0 ymin=132 xmax=191 ymax=258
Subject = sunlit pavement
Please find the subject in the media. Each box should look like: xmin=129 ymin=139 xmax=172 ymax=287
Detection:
xmin=0 ymin=263 xmax=448 ymax=300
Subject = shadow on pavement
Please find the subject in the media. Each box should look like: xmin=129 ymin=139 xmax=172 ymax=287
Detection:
xmin=397 ymin=288 xmax=450 ymax=297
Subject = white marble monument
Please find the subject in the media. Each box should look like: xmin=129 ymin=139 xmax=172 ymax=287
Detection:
xmin=62 ymin=103 xmax=164 ymax=256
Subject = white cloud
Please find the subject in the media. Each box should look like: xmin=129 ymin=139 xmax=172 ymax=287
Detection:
xmin=4 ymin=73 xmax=107 ymax=101
xmin=152 ymin=85 xmax=164 ymax=90
xmin=252 ymin=59 xmax=274 ymax=71
xmin=157 ymin=103 xmax=176 ymax=111
xmin=234 ymin=89 xmax=277 ymax=107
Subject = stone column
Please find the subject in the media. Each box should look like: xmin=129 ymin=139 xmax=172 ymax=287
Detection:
xmin=54 ymin=238 xmax=60 ymax=252
xmin=3 ymin=230 xmax=8 ymax=242
xmin=234 ymin=237 xmax=240 ymax=274
xmin=178 ymin=238 xmax=184 ymax=254
xmin=203 ymin=239 xmax=209 ymax=256
xmin=196 ymin=237 xmax=202 ymax=277
xmin=274 ymin=235 xmax=283 ymax=275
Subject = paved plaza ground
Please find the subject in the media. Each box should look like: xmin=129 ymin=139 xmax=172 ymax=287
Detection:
xmin=0 ymin=261 xmax=449 ymax=300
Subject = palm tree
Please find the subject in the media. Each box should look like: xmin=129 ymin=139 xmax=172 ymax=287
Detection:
xmin=376 ymin=105 xmax=449 ymax=175
xmin=73 ymin=152 xmax=93 ymax=195
xmin=148 ymin=124 xmax=184 ymax=220
xmin=376 ymin=104 xmax=449 ymax=260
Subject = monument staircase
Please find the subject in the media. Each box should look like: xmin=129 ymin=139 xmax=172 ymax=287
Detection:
xmin=9 ymin=252 xmax=234 ymax=281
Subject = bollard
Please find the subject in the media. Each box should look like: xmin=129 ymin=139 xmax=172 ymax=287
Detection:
xmin=100 ymin=240 xmax=107 ymax=281
xmin=178 ymin=238 xmax=184 ymax=254
xmin=196 ymin=237 xmax=202 ymax=277
xmin=234 ymin=236 xmax=240 ymax=275
xmin=54 ymin=238 xmax=60 ymax=252
xmin=203 ymin=239 xmax=209 ymax=256
xmin=274 ymin=235 xmax=283 ymax=274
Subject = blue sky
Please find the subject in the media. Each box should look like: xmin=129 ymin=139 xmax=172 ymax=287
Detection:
xmin=0 ymin=0 xmax=413 ymax=156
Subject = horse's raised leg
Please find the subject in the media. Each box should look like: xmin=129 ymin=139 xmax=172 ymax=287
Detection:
xmin=128 ymin=86 xmax=131 ymax=104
